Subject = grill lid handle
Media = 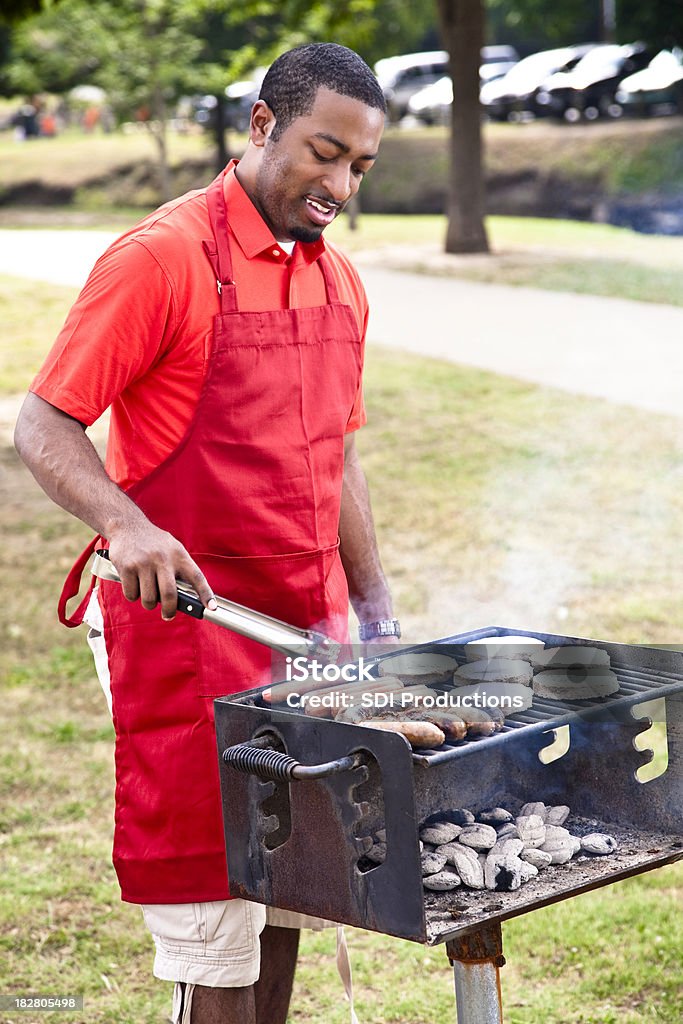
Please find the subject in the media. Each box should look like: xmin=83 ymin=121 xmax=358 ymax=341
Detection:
xmin=222 ymin=739 xmax=362 ymax=781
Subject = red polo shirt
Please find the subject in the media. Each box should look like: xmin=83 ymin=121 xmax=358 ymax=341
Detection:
xmin=31 ymin=162 xmax=367 ymax=491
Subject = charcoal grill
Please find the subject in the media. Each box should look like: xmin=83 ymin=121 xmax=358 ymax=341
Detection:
xmin=214 ymin=626 xmax=683 ymax=1023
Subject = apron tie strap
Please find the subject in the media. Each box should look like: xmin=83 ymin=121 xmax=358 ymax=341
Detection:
xmin=58 ymin=535 xmax=102 ymax=627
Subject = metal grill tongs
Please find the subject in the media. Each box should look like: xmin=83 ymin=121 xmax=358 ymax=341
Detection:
xmin=91 ymin=550 xmax=369 ymax=781
xmin=91 ymin=550 xmax=343 ymax=664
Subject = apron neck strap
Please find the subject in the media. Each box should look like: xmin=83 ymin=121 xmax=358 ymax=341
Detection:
xmin=205 ymin=171 xmax=238 ymax=314
xmin=205 ymin=168 xmax=342 ymax=310
xmin=317 ymin=252 xmax=341 ymax=304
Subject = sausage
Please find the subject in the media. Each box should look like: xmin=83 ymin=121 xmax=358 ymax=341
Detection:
xmin=389 ymin=684 xmax=503 ymax=737
xmin=399 ymin=707 xmax=467 ymax=741
xmin=357 ymin=719 xmax=446 ymax=748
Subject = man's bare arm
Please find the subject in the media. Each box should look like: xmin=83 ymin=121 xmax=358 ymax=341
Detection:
xmin=338 ymin=433 xmax=395 ymax=629
xmin=14 ymin=393 xmax=215 ymax=619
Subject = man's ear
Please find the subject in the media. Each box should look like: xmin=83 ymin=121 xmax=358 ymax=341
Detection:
xmin=249 ymin=100 xmax=277 ymax=147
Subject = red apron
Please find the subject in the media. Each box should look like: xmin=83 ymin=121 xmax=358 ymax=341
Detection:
xmin=59 ymin=170 xmax=362 ymax=903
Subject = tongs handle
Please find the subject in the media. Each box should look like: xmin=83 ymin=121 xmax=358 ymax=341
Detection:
xmin=91 ymin=551 xmax=342 ymax=663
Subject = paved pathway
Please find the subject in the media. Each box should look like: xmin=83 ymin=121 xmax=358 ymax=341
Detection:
xmin=2 ymin=228 xmax=683 ymax=417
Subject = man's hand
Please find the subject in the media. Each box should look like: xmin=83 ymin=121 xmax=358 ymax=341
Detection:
xmin=108 ymin=521 xmax=217 ymax=621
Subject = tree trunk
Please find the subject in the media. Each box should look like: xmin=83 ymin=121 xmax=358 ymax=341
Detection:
xmin=345 ymin=193 xmax=360 ymax=231
xmin=601 ymin=0 xmax=617 ymax=42
xmin=149 ymin=83 xmax=172 ymax=204
xmin=436 ymin=0 xmax=489 ymax=254
xmin=213 ymin=93 xmax=229 ymax=172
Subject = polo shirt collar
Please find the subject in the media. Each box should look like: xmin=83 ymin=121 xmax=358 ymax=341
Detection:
xmin=223 ymin=159 xmax=326 ymax=265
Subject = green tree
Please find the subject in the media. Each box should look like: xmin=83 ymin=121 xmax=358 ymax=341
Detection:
xmin=618 ymin=0 xmax=683 ymax=50
xmin=487 ymin=0 xmax=683 ymax=52
xmin=4 ymin=0 xmax=99 ymax=96
xmin=0 ymin=0 xmax=59 ymax=23
xmin=5 ymin=0 xmax=438 ymax=196
xmin=6 ymin=0 xmax=206 ymax=198
xmin=487 ymin=0 xmax=601 ymax=52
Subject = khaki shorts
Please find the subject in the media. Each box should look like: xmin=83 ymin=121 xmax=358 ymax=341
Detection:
xmin=141 ymin=900 xmax=332 ymax=988
xmin=143 ymin=904 xmax=346 ymax=1024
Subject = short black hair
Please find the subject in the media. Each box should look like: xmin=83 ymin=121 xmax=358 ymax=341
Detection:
xmin=259 ymin=43 xmax=386 ymax=140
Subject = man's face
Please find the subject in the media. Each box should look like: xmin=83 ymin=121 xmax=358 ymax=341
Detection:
xmin=251 ymin=86 xmax=384 ymax=243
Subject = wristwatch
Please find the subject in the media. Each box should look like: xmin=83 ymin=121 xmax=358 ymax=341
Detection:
xmin=358 ymin=618 xmax=402 ymax=641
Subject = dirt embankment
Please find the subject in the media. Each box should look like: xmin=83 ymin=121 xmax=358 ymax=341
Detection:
xmin=359 ymin=117 xmax=683 ymax=234
xmin=1 ymin=117 xmax=681 ymax=232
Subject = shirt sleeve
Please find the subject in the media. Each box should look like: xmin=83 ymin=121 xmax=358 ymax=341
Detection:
xmin=30 ymin=237 xmax=176 ymax=426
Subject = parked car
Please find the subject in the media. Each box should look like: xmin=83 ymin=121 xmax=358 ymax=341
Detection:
xmin=224 ymin=69 xmax=267 ymax=131
xmin=480 ymin=45 xmax=595 ymax=121
xmin=407 ymin=75 xmax=452 ymax=125
xmin=374 ymin=50 xmax=449 ymax=122
xmin=537 ymin=42 xmax=655 ymax=120
xmin=192 ymin=70 xmax=266 ymax=134
xmin=616 ymin=49 xmax=683 ymax=116
xmin=479 ymin=44 xmax=520 ymax=85
xmin=406 ymin=45 xmax=520 ymax=125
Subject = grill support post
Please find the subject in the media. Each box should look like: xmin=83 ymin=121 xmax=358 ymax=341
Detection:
xmin=446 ymin=921 xmax=505 ymax=1024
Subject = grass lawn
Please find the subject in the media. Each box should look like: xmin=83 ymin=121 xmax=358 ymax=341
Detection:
xmin=1 ymin=269 xmax=682 ymax=1023
xmin=328 ymin=214 xmax=683 ymax=307
xmin=0 ymin=127 xmax=210 ymax=189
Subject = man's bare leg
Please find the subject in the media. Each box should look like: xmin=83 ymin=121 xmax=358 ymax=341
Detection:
xmin=254 ymin=925 xmax=300 ymax=1024
xmin=187 ymin=926 xmax=299 ymax=1024
xmin=189 ymin=981 xmax=256 ymax=1024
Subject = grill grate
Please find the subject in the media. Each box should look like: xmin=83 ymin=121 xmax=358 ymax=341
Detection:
xmin=398 ymin=630 xmax=683 ymax=765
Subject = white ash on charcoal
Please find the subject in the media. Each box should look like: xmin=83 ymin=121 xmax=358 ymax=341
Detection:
xmin=539 ymin=824 xmax=582 ymax=864
xmin=422 ymin=868 xmax=461 ymax=891
xmin=441 ymin=843 xmax=486 ymax=889
xmin=476 ymin=807 xmax=514 ymax=826
xmin=458 ymin=823 xmax=498 ymax=850
xmin=520 ymin=847 xmax=552 ymax=870
xmin=581 ymin=833 xmax=619 ymax=855
xmin=421 ymin=803 xmax=618 ymax=894
xmin=496 ymin=823 xmax=521 ymax=840
xmin=424 ymin=808 xmax=475 ymax=827
xmin=490 ymin=837 xmax=524 ymax=857
xmin=419 ymin=821 xmax=462 ymax=845
xmin=520 ymin=801 xmax=546 ymax=819
xmin=421 ymin=847 xmax=448 ymax=876
xmin=546 ymin=805 xmax=570 ymax=826
xmin=515 ymin=814 xmax=546 ymax=848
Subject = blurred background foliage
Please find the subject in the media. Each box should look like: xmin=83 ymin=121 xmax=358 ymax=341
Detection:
xmin=2 ymin=0 xmax=683 ymax=107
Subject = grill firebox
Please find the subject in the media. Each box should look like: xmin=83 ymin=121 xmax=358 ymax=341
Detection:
xmin=214 ymin=627 xmax=683 ymax=946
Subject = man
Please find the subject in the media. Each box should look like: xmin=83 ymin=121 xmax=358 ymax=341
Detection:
xmin=15 ymin=43 xmax=398 ymax=1024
